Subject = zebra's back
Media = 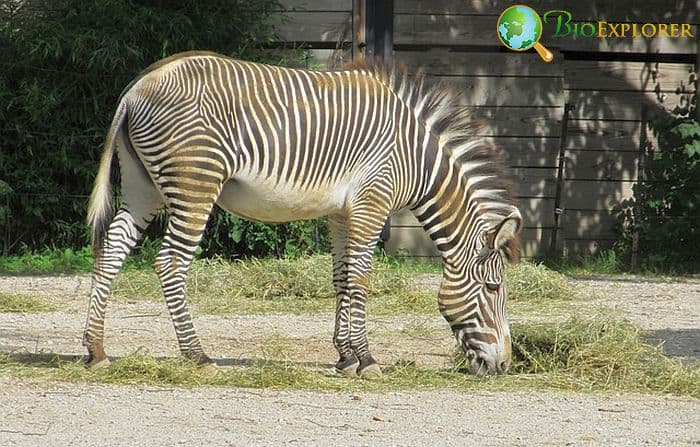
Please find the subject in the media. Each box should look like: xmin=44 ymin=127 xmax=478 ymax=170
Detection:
xmin=124 ymin=53 xmax=402 ymax=221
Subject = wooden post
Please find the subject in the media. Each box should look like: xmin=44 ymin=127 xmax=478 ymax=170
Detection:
xmin=631 ymin=106 xmax=649 ymax=270
xmin=697 ymin=37 xmax=700 ymax=121
xmin=364 ymin=0 xmax=393 ymax=58
xmin=549 ymin=103 xmax=575 ymax=257
xmin=357 ymin=0 xmax=394 ymax=242
xmin=352 ymin=0 xmax=365 ymax=60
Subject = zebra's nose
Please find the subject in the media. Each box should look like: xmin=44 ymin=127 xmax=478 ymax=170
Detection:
xmin=471 ymin=351 xmax=510 ymax=376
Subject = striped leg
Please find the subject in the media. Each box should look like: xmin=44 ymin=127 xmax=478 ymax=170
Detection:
xmin=83 ymin=206 xmax=157 ymax=367
xmin=332 ymin=195 xmax=391 ymax=380
xmin=330 ymin=216 xmax=358 ymax=377
xmin=84 ymin=142 xmax=161 ymax=367
xmin=155 ymin=197 xmax=218 ymax=365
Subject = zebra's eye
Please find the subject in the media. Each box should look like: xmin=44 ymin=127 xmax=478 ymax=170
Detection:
xmin=484 ymin=282 xmax=500 ymax=293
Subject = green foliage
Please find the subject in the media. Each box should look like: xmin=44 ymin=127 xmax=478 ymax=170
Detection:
xmin=0 ymin=0 xmax=280 ymax=254
xmin=616 ymin=95 xmax=699 ymax=272
xmin=201 ymin=210 xmax=330 ymax=259
xmin=0 ymin=240 xmax=162 ymax=274
xmin=539 ymin=249 xmax=623 ymax=276
xmin=0 ymin=246 xmax=93 ymax=274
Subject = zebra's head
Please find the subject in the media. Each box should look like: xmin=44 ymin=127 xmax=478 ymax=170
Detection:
xmin=441 ymin=209 xmax=522 ymax=376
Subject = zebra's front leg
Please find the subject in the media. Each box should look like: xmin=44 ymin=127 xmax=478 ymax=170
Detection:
xmin=332 ymin=285 xmax=381 ymax=379
xmin=347 ymin=270 xmax=382 ymax=380
xmin=330 ymin=216 xmax=359 ymax=377
xmin=330 ymin=202 xmax=388 ymax=380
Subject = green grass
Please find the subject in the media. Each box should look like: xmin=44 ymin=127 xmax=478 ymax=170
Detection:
xmin=0 ymin=292 xmax=56 ymax=312
xmin=542 ymin=249 xmax=623 ymax=277
xmin=1 ymin=317 xmax=696 ymax=397
xmin=111 ymin=255 xmax=438 ymax=315
xmin=0 ymin=247 xmax=93 ymax=275
xmin=0 ymin=238 xmax=162 ymax=275
xmin=111 ymin=256 xmax=578 ymax=315
xmin=509 ymin=317 xmax=698 ymax=395
xmin=375 ymin=253 xmax=443 ymax=274
xmin=541 ymin=249 xmax=700 ymax=277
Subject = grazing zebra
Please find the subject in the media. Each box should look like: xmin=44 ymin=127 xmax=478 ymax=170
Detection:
xmin=84 ymin=51 xmax=522 ymax=378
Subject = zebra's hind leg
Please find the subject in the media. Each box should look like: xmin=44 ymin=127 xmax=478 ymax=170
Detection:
xmin=83 ymin=206 xmax=158 ymax=367
xmin=154 ymin=197 xmax=219 ymax=368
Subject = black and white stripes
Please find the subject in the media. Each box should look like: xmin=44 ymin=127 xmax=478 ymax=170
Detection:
xmin=84 ymin=52 xmax=521 ymax=376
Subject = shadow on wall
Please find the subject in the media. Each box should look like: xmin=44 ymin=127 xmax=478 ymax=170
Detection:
xmin=388 ymin=0 xmax=697 ymax=258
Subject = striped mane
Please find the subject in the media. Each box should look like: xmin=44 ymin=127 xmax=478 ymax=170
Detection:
xmin=347 ymin=59 xmax=521 ymax=261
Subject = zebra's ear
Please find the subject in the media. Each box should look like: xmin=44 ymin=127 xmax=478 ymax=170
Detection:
xmin=487 ymin=210 xmax=523 ymax=251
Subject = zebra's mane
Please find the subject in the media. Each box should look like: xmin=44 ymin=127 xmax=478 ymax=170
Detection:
xmin=346 ymin=59 xmax=521 ymax=261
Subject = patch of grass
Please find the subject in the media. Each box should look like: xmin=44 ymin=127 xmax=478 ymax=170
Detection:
xmin=0 ymin=247 xmax=93 ymax=275
xmin=0 ymin=239 xmax=162 ymax=275
xmin=112 ymin=255 xmax=436 ymax=315
xmin=544 ymin=249 xmax=623 ymax=277
xmin=111 ymin=256 xmax=576 ymax=315
xmin=0 ymin=292 xmax=56 ymax=312
xmin=540 ymin=249 xmax=698 ymax=277
xmin=506 ymin=261 xmax=578 ymax=301
xmin=456 ymin=316 xmax=699 ymax=396
xmin=2 ymin=318 xmax=696 ymax=397
xmin=0 ymin=350 xmax=347 ymax=390
xmin=376 ymin=253 xmax=443 ymax=274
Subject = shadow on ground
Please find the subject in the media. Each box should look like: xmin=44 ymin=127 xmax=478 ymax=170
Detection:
xmin=646 ymin=328 xmax=700 ymax=365
xmin=0 ymin=352 xmax=336 ymax=370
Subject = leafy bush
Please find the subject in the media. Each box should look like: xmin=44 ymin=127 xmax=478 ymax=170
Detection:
xmin=0 ymin=0 xmax=281 ymax=255
xmin=617 ymin=93 xmax=699 ymax=272
xmin=200 ymin=210 xmax=330 ymax=259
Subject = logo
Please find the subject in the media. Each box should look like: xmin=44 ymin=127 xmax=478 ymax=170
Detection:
xmin=497 ymin=5 xmax=695 ymax=62
xmin=497 ymin=5 xmax=553 ymax=62
xmin=542 ymin=10 xmax=695 ymax=39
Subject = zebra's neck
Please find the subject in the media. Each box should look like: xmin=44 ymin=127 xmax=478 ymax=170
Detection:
xmin=408 ymin=127 xmax=516 ymax=262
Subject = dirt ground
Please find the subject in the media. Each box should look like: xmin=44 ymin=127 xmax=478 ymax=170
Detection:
xmin=0 ymin=273 xmax=698 ymax=446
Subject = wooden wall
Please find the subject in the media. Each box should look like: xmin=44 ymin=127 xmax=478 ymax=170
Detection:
xmin=273 ymin=0 xmax=698 ymax=258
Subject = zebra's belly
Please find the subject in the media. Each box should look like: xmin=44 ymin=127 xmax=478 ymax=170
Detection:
xmin=217 ymin=177 xmax=350 ymax=223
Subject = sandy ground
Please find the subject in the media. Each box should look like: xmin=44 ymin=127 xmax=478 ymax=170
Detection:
xmin=1 ymin=377 xmax=698 ymax=447
xmin=0 ymin=273 xmax=698 ymax=446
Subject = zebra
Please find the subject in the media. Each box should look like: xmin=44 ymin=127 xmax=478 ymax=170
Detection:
xmin=84 ymin=51 xmax=522 ymax=378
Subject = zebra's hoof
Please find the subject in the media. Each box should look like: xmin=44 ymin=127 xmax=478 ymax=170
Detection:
xmin=335 ymin=354 xmax=360 ymax=378
xmin=358 ymin=363 xmax=382 ymax=380
xmin=87 ymin=356 xmax=111 ymax=369
xmin=85 ymin=343 xmax=109 ymax=369
xmin=199 ymin=362 xmax=219 ymax=377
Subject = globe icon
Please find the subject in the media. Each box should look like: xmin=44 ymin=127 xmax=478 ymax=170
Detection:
xmin=497 ymin=5 xmax=553 ymax=62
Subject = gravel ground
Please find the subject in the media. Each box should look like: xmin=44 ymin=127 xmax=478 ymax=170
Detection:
xmin=0 ymin=273 xmax=698 ymax=446
xmin=1 ymin=377 xmax=698 ymax=447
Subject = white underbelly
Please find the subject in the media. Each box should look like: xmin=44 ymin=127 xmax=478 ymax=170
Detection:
xmin=217 ymin=176 xmax=349 ymax=223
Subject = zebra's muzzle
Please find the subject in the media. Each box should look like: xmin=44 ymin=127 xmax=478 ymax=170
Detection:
xmin=462 ymin=341 xmax=511 ymax=376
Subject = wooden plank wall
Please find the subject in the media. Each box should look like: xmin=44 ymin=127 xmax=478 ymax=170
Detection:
xmin=273 ymin=0 xmax=698 ymax=258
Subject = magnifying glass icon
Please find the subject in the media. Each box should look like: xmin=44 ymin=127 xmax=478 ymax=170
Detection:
xmin=497 ymin=5 xmax=554 ymax=62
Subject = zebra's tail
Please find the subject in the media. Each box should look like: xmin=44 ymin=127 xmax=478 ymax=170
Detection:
xmin=87 ymin=100 xmax=127 ymax=258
